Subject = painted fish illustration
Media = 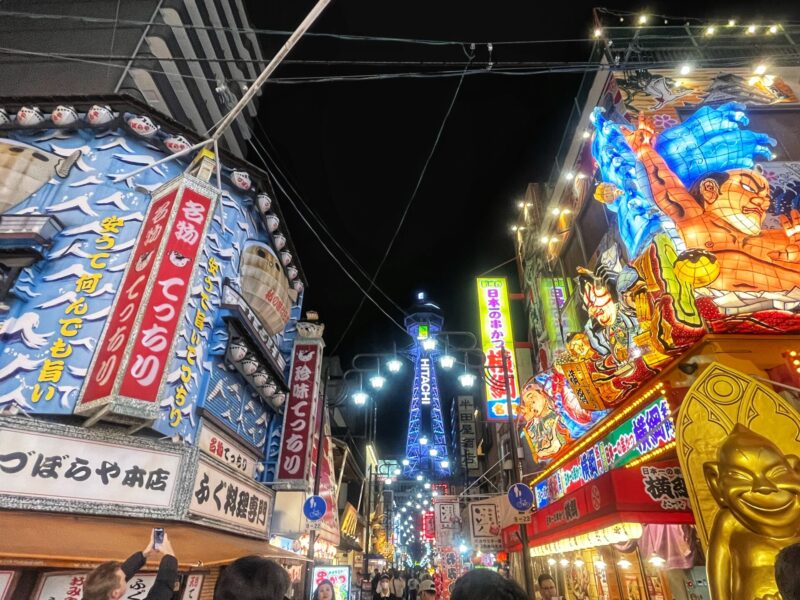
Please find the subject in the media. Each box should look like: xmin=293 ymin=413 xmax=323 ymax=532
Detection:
xmin=126 ymin=115 xmax=159 ymax=138
xmin=0 ymin=138 xmax=80 ymax=213
xmin=86 ymin=105 xmax=115 ymax=126
xmin=16 ymin=106 xmax=45 ymax=127
xmin=51 ymin=105 xmax=79 ymax=127
xmin=164 ymin=135 xmax=191 ymax=154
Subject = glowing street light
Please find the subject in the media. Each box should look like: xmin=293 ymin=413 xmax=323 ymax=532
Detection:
xmin=369 ymin=374 xmax=386 ymax=390
xmin=416 ymin=474 xmax=423 ymax=481
xmin=421 ymin=338 xmax=437 ymax=351
xmin=440 ymin=460 xmax=450 ymax=469
xmin=386 ymin=358 xmax=402 ymax=373
xmin=402 ymin=458 xmax=410 ymax=466
xmin=352 ymin=390 xmax=368 ymax=406
xmin=424 ymin=482 xmax=431 ymax=489
xmin=394 ymin=468 xmax=402 ymax=476
xmin=385 ymin=478 xmax=393 ymax=485
xmin=429 ymin=448 xmax=438 ymax=457
xmin=458 ymin=373 xmax=476 ymax=388
xmin=417 ymin=493 xmax=422 ymax=499
xmin=419 ymin=436 xmax=429 ymax=446
xmin=439 ymin=354 xmax=455 ymax=369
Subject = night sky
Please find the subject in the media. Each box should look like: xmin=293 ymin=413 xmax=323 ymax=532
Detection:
xmin=243 ymin=1 xmax=797 ymax=455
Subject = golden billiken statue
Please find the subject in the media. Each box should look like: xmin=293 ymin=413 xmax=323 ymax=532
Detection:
xmin=703 ymin=425 xmax=800 ymax=599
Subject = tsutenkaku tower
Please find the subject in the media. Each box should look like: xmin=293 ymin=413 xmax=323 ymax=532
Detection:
xmin=403 ymin=293 xmax=451 ymax=478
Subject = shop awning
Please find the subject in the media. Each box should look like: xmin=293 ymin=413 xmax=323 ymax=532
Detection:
xmin=502 ymin=461 xmax=693 ymax=553
xmin=0 ymin=510 xmax=310 ymax=569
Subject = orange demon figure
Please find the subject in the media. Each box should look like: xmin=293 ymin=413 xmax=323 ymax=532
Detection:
xmin=624 ymin=115 xmax=800 ymax=293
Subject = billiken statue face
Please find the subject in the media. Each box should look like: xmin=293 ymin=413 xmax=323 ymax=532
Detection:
xmin=704 ymin=424 xmax=800 ymax=538
xmin=698 ymin=169 xmax=771 ymax=236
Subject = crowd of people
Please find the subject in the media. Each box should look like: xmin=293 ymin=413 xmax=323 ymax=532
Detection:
xmin=82 ymin=529 xmax=800 ymax=600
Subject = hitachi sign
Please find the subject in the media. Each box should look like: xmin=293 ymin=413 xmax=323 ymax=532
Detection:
xmin=420 ymin=357 xmax=431 ymax=405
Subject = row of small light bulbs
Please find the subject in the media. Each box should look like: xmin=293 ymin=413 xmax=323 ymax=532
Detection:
xmin=593 ymin=17 xmax=782 ymax=38
xmin=546 ymin=554 xmax=666 ymax=569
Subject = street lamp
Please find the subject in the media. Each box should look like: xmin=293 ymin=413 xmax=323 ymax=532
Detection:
xmin=352 ymin=390 xmax=369 ymax=406
xmin=440 ymin=460 xmax=450 ymax=469
xmin=416 ymin=474 xmax=423 ymax=481
xmin=458 ymin=372 xmax=476 ymax=388
xmin=394 ymin=468 xmax=401 ymax=476
xmin=440 ymin=354 xmax=455 ymax=369
xmin=424 ymin=482 xmax=431 ymax=489
xmin=429 ymin=448 xmax=438 ymax=457
xmin=386 ymin=357 xmax=402 ymax=373
xmin=421 ymin=338 xmax=437 ymax=351
xmin=369 ymin=373 xmax=386 ymax=390
xmin=419 ymin=436 xmax=428 ymax=446
xmin=402 ymin=458 xmax=410 ymax=466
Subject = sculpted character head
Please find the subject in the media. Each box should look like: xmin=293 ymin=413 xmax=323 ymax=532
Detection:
xmin=520 ymin=380 xmax=550 ymax=421
xmin=691 ymin=169 xmax=771 ymax=236
xmin=567 ymin=332 xmax=593 ymax=360
xmin=704 ymin=424 xmax=800 ymax=538
xmin=578 ymin=274 xmax=618 ymax=328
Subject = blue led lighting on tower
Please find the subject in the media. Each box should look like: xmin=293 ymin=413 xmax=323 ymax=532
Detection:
xmin=403 ymin=293 xmax=451 ymax=478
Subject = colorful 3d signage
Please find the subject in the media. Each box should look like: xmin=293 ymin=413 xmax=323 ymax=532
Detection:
xmin=534 ymin=397 xmax=675 ymax=508
xmin=476 ymin=278 xmax=520 ymax=421
xmin=518 ymin=372 xmax=608 ymax=465
xmin=0 ymin=114 xmax=301 ymax=443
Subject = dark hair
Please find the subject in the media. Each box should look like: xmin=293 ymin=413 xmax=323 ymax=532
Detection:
xmin=312 ymin=579 xmax=335 ymax=600
xmin=84 ymin=561 xmax=122 ymax=600
xmin=215 ymin=556 xmax=290 ymax=600
xmin=777 ymin=543 xmax=800 ymax=600
xmin=688 ymin=171 xmax=731 ymax=207
xmin=538 ymin=573 xmax=555 ymax=587
xmin=451 ymin=569 xmax=527 ymax=600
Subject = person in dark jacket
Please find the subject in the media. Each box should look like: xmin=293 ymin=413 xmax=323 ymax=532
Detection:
xmin=214 ymin=556 xmax=290 ymax=600
xmin=84 ymin=530 xmax=178 ymax=600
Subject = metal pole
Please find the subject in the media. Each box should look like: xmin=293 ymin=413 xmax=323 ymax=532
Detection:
xmin=305 ymin=392 xmax=327 ymax=595
xmin=500 ymin=343 xmax=535 ymax=596
xmin=208 ymin=0 xmax=331 ymax=143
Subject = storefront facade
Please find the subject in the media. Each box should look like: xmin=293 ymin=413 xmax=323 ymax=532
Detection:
xmin=0 ymin=98 xmax=317 ymax=598
xmin=511 ymin=52 xmax=800 ymax=599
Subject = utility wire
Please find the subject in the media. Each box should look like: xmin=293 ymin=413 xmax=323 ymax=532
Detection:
xmin=252 ymin=120 xmax=407 ymax=316
xmin=331 ymin=59 xmax=472 ymax=354
xmin=245 ymin=129 xmax=409 ymax=336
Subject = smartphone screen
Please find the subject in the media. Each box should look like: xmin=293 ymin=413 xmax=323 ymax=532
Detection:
xmin=153 ymin=528 xmax=165 ymax=548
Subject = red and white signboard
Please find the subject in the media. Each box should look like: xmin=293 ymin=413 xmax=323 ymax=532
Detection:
xmin=78 ymin=181 xmax=216 ymax=423
xmin=275 ymin=341 xmax=323 ymax=485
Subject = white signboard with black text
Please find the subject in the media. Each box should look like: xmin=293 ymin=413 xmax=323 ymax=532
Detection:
xmin=181 ymin=573 xmax=205 ymax=599
xmin=468 ymin=499 xmax=503 ymax=552
xmin=189 ymin=457 xmax=274 ymax=538
xmin=34 ymin=572 xmax=156 ymax=600
xmin=0 ymin=418 xmax=193 ymax=519
xmin=198 ymin=423 xmax=257 ymax=478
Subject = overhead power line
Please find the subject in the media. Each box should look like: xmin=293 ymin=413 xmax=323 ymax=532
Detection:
xmin=330 ymin=58 xmax=473 ymax=354
xmin=245 ymin=130 xmax=409 ymax=335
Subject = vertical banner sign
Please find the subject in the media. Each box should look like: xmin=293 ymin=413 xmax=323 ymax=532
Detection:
xmin=422 ymin=510 xmax=436 ymax=540
xmin=433 ymin=495 xmax=462 ymax=548
xmin=77 ymin=180 xmax=217 ymax=422
xmin=275 ymin=341 xmax=323 ymax=485
xmin=468 ymin=499 xmax=503 ymax=551
xmin=456 ymin=396 xmax=479 ymax=475
xmin=476 ymin=278 xmax=520 ymax=421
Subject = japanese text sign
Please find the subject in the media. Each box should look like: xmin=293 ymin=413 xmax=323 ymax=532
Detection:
xmin=433 ymin=496 xmax=462 ymax=548
xmin=34 ymin=572 xmax=156 ymax=600
xmin=78 ymin=183 xmax=216 ymax=425
xmin=0 ymin=422 xmax=183 ymax=514
xmin=311 ymin=566 xmax=350 ymax=600
xmin=476 ymin=278 xmax=520 ymax=421
xmin=181 ymin=574 xmax=204 ymax=600
xmin=198 ymin=424 xmax=257 ymax=478
xmin=276 ymin=342 xmax=323 ymax=484
xmin=534 ymin=397 xmax=675 ymax=508
xmin=468 ymin=499 xmax=503 ymax=551
xmin=189 ymin=458 xmax=274 ymax=538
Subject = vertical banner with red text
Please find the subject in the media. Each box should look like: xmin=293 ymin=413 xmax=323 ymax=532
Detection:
xmin=77 ymin=178 xmax=217 ymax=426
xmin=275 ymin=341 xmax=324 ymax=486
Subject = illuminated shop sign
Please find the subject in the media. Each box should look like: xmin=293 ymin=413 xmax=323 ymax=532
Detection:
xmin=476 ymin=278 xmax=520 ymax=421
xmin=534 ymin=397 xmax=675 ymax=508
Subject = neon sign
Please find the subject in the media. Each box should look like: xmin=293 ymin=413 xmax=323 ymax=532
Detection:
xmin=534 ymin=397 xmax=675 ymax=508
xmin=476 ymin=278 xmax=520 ymax=421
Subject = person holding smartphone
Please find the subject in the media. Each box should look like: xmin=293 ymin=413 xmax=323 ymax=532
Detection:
xmin=83 ymin=528 xmax=178 ymax=600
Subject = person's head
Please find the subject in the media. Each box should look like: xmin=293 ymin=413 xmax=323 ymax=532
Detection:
xmin=537 ymin=574 xmax=558 ymax=600
xmin=777 ymin=543 xmax=800 ymax=600
xmin=690 ymin=169 xmax=771 ymax=235
xmin=83 ymin=561 xmax=126 ymax=600
xmin=451 ymin=569 xmax=527 ymax=600
xmin=418 ymin=579 xmax=436 ymax=600
xmin=215 ymin=556 xmax=290 ymax=600
xmin=379 ymin=574 xmax=391 ymax=592
xmin=313 ymin=580 xmax=335 ymax=600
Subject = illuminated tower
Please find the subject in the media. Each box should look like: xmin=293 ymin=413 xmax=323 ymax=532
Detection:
xmin=404 ymin=293 xmax=451 ymax=478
